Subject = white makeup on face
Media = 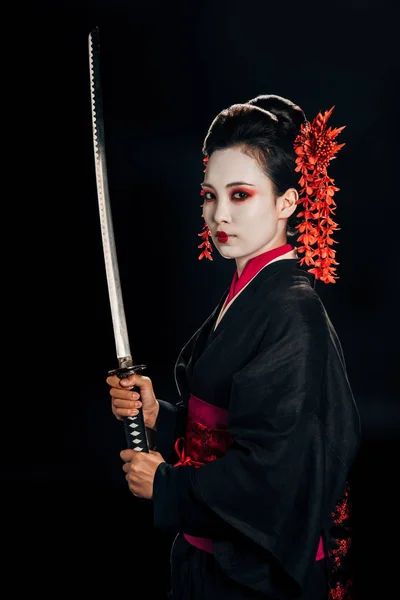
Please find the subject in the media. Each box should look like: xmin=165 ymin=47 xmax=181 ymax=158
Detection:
xmin=201 ymin=147 xmax=290 ymax=274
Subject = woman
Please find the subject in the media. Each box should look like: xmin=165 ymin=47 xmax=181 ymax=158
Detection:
xmin=106 ymin=94 xmax=361 ymax=599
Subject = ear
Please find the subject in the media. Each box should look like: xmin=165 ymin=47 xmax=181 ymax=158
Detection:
xmin=276 ymin=188 xmax=298 ymax=220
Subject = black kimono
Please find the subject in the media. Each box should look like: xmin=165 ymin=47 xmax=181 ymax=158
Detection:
xmin=151 ymin=258 xmax=361 ymax=600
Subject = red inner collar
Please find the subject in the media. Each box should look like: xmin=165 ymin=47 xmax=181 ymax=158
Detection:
xmin=224 ymin=243 xmax=293 ymax=307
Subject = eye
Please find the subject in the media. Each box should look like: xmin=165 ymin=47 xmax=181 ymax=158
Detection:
xmin=201 ymin=190 xmax=215 ymax=201
xmin=232 ymin=191 xmax=250 ymax=201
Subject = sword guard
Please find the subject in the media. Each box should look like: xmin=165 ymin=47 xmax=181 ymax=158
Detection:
xmin=108 ymin=363 xmax=147 ymax=378
xmin=108 ymin=363 xmax=150 ymax=453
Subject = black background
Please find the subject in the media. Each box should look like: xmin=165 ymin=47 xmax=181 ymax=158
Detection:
xmin=4 ymin=1 xmax=399 ymax=597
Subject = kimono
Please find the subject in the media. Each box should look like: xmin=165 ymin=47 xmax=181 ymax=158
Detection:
xmin=151 ymin=254 xmax=361 ymax=600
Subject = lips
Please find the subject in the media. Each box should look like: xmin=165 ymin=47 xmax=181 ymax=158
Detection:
xmin=216 ymin=232 xmax=229 ymax=243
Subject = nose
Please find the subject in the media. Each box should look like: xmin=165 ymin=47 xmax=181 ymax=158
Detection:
xmin=213 ymin=197 xmax=232 ymax=224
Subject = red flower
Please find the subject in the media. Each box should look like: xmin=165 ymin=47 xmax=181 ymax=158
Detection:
xmin=198 ymin=156 xmax=213 ymax=261
xmin=198 ymin=217 xmax=213 ymax=261
xmin=294 ymin=106 xmax=345 ymax=283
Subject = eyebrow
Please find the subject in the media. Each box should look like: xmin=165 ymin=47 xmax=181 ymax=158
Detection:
xmin=200 ymin=181 xmax=255 ymax=189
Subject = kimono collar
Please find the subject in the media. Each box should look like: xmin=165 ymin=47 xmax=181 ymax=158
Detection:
xmin=224 ymin=243 xmax=293 ymax=307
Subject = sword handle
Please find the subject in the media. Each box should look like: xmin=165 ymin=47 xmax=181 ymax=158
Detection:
xmin=108 ymin=364 xmax=149 ymax=453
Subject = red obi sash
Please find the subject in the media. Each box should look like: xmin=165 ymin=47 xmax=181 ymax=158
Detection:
xmin=173 ymin=393 xmax=324 ymax=560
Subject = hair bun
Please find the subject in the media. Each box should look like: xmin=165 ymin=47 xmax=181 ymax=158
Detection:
xmin=246 ymin=94 xmax=306 ymax=136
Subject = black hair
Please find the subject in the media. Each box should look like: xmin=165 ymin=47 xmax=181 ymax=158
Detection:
xmin=202 ymin=94 xmax=307 ymax=238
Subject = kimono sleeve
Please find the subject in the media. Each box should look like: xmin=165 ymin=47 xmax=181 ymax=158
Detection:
xmin=151 ymin=322 xmax=205 ymax=463
xmin=151 ymin=397 xmax=188 ymax=463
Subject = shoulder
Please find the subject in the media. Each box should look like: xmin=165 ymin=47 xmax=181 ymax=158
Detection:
xmin=258 ymin=262 xmax=334 ymax=339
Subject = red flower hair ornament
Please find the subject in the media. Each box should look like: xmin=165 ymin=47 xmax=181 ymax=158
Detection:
xmin=198 ymin=156 xmax=213 ymax=261
xmin=198 ymin=107 xmax=345 ymax=284
xmin=293 ymin=106 xmax=345 ymax=284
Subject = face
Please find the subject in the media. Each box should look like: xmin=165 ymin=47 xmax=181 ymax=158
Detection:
xmin=201 ymin=147 xmax=295 ymax=272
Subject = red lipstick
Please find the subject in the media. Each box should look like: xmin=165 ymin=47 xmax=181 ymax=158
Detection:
xmin=216 ymin=231 xmax=229 ymax=243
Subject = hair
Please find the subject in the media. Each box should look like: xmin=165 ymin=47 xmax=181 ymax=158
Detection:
xmin=202 ymin=94 xmax=307 ymax=238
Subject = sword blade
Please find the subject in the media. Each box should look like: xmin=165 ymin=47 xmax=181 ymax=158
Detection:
xmin=88 ymin=27 xmax=150 ymax=453
xmin=88 ymin=27 xmax=131 ymax=361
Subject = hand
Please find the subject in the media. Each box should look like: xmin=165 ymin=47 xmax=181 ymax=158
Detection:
xmin=106 ymin=372 xmax=159 ymax=430
xmin=120 ymin=448 xmax=165 ymax=499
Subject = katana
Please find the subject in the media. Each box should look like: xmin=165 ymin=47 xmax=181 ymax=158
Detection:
xmin=88 ymin=26 xmax=149 ymax=452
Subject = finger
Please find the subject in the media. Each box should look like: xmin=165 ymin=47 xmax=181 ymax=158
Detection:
xmin=112 ymin=397 xmax=142 ymax=412
xmin=109 ymin=387 xmax=141 ymax=401
xmin=118 ymin=374 xmax=150 ymax=389
xmin=120 ymin=449 xmax=134 ymax=461
xmin=113 ymin=406 xmax=141 ymax=418
xmin=106 ymin=375 xmax=124 ymax=388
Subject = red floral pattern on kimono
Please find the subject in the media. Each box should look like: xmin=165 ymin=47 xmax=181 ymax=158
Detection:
xmin=327 ymin=484 xmax=354 ymax=599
